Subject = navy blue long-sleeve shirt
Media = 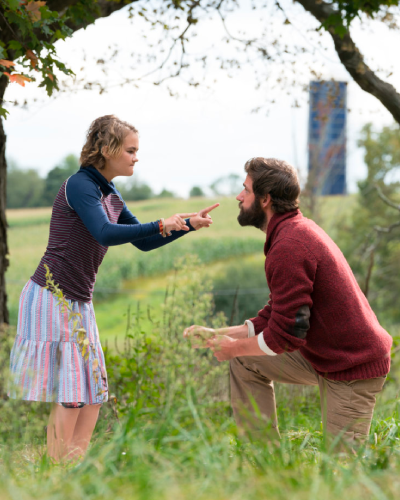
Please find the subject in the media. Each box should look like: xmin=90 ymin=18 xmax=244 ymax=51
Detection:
xmin=31 ymin=166 xmax=195 ymax=302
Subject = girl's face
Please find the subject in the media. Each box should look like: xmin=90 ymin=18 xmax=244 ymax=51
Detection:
xmin=102 ymin=131 xmax=139 ymax=181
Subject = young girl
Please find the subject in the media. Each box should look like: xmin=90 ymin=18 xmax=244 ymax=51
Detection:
xmin=9 ymin=115 xmax=218 ymax=461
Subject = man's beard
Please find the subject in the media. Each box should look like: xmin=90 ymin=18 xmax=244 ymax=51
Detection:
xmin=237 ymin=198 xmax=267 ymax=230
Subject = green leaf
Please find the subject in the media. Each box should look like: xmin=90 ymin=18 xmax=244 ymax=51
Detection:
xmin=42 ymin=25 xmax=53 ymax=36
xmin=0 ymin=107 xmax=9 ymax=120
xmin=8 ymin=41 xmax=22 ymax=51
xmin=7 ymin=0 xmax=20 ymax=9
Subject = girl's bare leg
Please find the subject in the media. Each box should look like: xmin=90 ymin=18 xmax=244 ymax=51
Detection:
xmin=68 ymin=404 xmax=101 ymax=460
xmin=47 ymin=404 xmax=80 ymax=462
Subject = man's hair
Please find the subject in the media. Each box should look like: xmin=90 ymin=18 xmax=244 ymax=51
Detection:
xmin=244 ymin=157 xmax=300 ymax=214
xmin=80 ymin=115 xmax=138 ymax=170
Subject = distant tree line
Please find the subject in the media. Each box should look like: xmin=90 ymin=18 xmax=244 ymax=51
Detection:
xmin=7 ymin=155 xmax=80 ymax=209
xmin=7 ymin=155 xmax=245 ymax=209
xmin=6 ymin=155 xmax=182 ymax=209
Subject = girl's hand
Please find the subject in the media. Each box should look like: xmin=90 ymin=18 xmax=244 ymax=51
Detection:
xmin=189 ymin=203 xmax=220 ymax=230
xmin=164 ymin=213 xmax=197 ymax=233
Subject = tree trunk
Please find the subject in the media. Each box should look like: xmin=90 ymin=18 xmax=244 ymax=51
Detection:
xmin=0 ymin=75 xmax=9 ymax=326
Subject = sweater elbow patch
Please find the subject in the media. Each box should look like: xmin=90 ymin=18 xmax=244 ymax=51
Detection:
xmin=291 ymin=305 xmax=310 ymax=339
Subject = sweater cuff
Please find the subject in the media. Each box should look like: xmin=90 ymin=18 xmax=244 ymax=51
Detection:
xmin=250 ymin=316 xmax=268 ymax=335
xmin=257 ymin=332 xmax=278 ymax=356
xmin=186 ymin=218 xmax=196 ymax=232
xmin=245 ymin=320 xmax=255 ymax=338
xmin=262 ymin=329 xmax=285 ymax=355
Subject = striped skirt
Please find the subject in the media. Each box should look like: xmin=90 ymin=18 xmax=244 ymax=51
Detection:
xmin=9 ymin=279 xmax=108 ymax=405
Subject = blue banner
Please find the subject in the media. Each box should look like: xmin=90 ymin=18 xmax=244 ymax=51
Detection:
xmin=308 ymin=81 xmax=347 ymax=195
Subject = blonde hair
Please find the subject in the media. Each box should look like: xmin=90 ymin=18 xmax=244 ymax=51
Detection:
xmin=80 ymin=115 xmax=138 ymax=170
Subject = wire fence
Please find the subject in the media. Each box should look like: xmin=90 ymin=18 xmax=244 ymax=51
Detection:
xmin=6 ymin=279 xmax=269 ymax=297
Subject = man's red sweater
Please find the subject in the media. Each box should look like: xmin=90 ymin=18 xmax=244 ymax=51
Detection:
xmin=250 ymin=209 xmax=392 ymax=381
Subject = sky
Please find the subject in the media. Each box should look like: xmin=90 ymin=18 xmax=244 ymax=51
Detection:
xmin=3 ymin=0 xmax=400 ymax=197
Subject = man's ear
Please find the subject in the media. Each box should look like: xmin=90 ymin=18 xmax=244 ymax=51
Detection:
xmin=260 ymin=193 xmax=272 ymax=209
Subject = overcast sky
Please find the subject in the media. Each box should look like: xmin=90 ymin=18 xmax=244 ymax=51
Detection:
xmin=4 ymin=1 xmax=400 ymax=197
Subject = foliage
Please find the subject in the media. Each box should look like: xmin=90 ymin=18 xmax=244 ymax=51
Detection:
xmin=105 ymin=256 xmax=228 ymax=414
xmin=115 ymin=178 xmax=154 ymax=202
xmin=95 ymin=236 xmax=264 ymax=299
xmin=336 ymin=123 xmax=400 ymax=325
xmin=6 ymin=154 xmax=79 ymax=208
xmin=42 ymin=154 xmax=79 ymax=206
xmin=0 ymin=272 xmax=399 ymax=498
xmin=189 ymin=186 xmax=205 ymax=197
xmin=210 ymin=173 xmax=242 ymax=197
xmin=2 ymin=241 xmax=400 ymax=498
xmin=6 ymin=159 xmax=44 ymax=208
xmin=0 ymin=0 xmax=94 ymax=117
xmin=332 ymin=0 xmax=399 ymax=28
xmin=157 ymin=188 xmax=176 ymax=198
xmin=212 ymin=255 xmax=269 ymax=325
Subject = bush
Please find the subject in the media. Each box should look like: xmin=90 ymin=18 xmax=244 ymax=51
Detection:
xmin=212 ymin=256 xmax=269 ymax=325
xmin=105 ymin=255 xmax=229 ymax=414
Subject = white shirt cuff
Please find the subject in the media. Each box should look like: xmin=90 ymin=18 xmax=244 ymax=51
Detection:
xmin=257 ymin=332 xmax=277 ymax=356
xmin=245 ymin=320 xmax=255 ymax=338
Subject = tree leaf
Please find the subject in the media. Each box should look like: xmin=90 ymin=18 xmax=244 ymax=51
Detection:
xmin=26 ymin=50 xmax=38 ymax=69
xmin=0 ymin=108 xmax=9 ymax=120
xmin=0 ymin=60 xmax=15 ymax=69
xmin=3 ymin=72 xmax=33 ymax=86
xmin=26 ymin=1 xmax=47 ymax=23
xmin=8 ymin=40 xmax=22 ymax=52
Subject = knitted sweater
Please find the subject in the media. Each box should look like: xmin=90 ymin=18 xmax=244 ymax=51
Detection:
xmin=250 ymin=209 xmax=392 ymax=381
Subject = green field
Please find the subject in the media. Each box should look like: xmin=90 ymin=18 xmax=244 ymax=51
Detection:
xmin=6 ymin=195 xmax=355 ymax=339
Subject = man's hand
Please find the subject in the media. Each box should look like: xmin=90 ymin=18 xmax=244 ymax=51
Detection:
xmin=189 ymin=203 xmax=220 ymax=230
xmin=183 ymin=325 xmax=216 ymax=348
xmin=208 ymin=335 xmax=238 ymax=361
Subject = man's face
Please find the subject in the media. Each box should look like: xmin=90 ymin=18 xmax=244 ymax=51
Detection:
xmin=236 ymin=175 xmax=267 ymax=229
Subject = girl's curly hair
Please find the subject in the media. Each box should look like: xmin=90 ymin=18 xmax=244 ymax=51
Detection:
xmin=80 ymin=115 xmax=138 ymax=170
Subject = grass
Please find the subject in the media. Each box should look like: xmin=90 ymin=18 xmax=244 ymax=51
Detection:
xmin=0 ymin=372 xmax=399 ymax=500
xmin=2 ymin=197 xmax=400 ymax=499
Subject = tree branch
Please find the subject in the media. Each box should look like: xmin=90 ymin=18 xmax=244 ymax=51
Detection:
xmin=374 ymin=184 xmax=400 ymax=212
xmin=295 ymin=0 xmax=400 ymax=125
xmin=374 ymin=221 xmax=400 ymax=233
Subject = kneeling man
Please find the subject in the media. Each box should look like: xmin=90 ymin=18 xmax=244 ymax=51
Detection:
xmin=184 ymin=157 xmax=392 ymax=444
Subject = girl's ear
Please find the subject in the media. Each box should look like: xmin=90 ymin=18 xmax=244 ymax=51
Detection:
xmin=101 ymin=145 xmax=111 ymax=160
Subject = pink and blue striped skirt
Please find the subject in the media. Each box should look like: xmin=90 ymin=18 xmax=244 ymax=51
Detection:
xmin=9 ymin=279 xmax=108 ymax=405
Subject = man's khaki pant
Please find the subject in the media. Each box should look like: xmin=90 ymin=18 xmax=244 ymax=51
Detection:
xmin=230 ymin=351 xmax=386 ymax=444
